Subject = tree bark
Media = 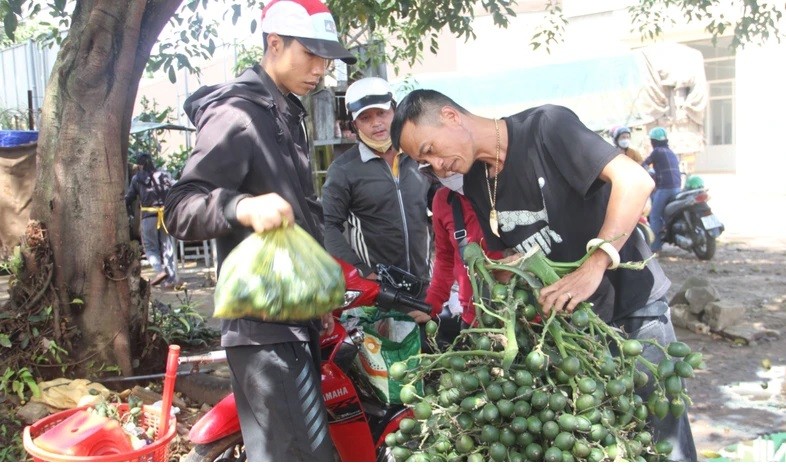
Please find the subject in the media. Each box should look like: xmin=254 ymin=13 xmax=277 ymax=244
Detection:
xmin=31 ymin=0 xmax=183 ymax=375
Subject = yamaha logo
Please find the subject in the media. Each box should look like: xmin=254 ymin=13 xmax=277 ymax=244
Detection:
xmin=324 ymin=386 xmax=349 ymax=401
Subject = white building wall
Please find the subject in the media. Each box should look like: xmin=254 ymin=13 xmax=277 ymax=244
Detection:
xmin=388 ymin=0 xmax=786 ymax=180
xmin=734 ymin=41 xmax=786 ymax=187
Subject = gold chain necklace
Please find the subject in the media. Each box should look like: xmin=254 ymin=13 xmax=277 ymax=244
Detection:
xmin=486 ymin=118 xmax=501 ymax=236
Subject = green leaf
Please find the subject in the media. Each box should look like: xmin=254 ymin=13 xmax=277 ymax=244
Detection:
xmin=28 ymin=313 xmax=47 ymax=324
xmin=167 ymin=66 xmax=177 ymax=83
xmin=3 ymin=11 xmax=18 ymax=40
xmin=177 ymin=316 xmax=192 ymax=332
xmin=0 ymin=334 xmax=10 ymax=348
xmin=9 ymin=0 xmax=22 ymax=15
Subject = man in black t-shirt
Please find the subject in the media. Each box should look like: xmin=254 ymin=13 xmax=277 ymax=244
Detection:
xmin=390 ymin=89 xmax=697 ymax=462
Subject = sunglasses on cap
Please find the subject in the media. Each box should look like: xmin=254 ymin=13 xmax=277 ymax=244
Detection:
xmin=346 ymin=93 xmax=393 ymax=114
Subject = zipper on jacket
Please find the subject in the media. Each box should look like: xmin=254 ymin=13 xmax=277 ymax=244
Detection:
xmin=386 ymin=155 xmax=412 ymax=273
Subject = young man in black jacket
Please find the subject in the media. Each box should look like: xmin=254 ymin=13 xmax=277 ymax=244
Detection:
xmin=164 ymin=0 xmax=355 ymax=461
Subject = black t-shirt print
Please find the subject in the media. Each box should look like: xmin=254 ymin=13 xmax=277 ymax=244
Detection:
xmin=465 ymin=105 xmax=616 ymax=261
xmin=464 ymin=105 xmax=670 ymax=322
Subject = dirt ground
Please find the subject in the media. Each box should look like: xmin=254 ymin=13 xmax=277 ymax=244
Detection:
xmin=649 ymin=173 xmax=786 ymax=458
xmin=658 ymin=241 xmax=786 ymax=457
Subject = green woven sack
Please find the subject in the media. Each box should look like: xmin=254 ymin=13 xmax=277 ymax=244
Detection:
xmin=348 ymin=308 xmax=422 ymax=405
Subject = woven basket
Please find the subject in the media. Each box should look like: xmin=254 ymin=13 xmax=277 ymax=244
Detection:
xmin=23 ymin=403 xmax=176 ymax=462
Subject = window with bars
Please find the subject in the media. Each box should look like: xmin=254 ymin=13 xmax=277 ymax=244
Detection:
xmin=687 ymin=38 xmax=735 ymax=146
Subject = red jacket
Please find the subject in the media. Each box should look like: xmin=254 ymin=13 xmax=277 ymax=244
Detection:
xmin=425 ymin=188 xmax=503 ymax=325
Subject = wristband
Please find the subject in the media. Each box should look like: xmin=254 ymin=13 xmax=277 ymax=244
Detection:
xmin=586 ymin=238 xmax=620 ymax=270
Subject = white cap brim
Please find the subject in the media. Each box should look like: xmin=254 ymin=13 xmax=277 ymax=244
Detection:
xmin=351 ymin=101 xmax=392 ymax=120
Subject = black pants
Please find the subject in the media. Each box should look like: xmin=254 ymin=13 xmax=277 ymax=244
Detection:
xmin=226 ymin=342 xmax=337 ymax=461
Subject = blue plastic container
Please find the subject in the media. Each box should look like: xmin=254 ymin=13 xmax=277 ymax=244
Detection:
xmin=0 ymin=130 xmax=39 ymax=147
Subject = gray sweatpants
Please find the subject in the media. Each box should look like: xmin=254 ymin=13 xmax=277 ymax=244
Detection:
xmin=225 ymin=342 xmax=337 ymax=462
xmin=140 ymin=216 xmax=177 ymax=280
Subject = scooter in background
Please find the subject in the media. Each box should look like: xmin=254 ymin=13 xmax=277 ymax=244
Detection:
xmin=656 ymin=175 xmax=724 ymax=260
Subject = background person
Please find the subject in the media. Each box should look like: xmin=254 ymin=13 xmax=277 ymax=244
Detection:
xmin=164 ymin=0 xmax=356 ymax=460
xmin=612 ymin=125 xmax=644 ymax=164
xmin=419 ymin=172 xmax=503 ymax=341
xmin=321 ymin=77 xmax=432 ymax=323
xmin=125 ymin=152 xmax=178 ymax=288
xmin=643 ymin=126 xmax=682 ymax=253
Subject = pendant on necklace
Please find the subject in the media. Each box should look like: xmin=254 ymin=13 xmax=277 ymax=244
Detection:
xmin=489 ymin=209 xmax=500 ymax=236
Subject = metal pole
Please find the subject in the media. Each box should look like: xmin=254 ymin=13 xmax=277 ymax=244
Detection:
xmin=27 ymin=90 xmax=34 ymax=130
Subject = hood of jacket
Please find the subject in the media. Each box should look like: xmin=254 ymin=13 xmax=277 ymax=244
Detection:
xmin=184 ymin=64 xmax=304 ymax=128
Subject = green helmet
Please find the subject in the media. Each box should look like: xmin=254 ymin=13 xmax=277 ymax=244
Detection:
xmin=684 ymin=175 xmax=704 ymax=190
xmin=649 ymin=127 xmax=668 ymax=141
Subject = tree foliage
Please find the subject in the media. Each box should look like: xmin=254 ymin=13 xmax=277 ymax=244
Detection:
xmin=2 ymin=0 xmax=784 ymax=86
xmin=629 ymin=0 xmax=784 ymax=49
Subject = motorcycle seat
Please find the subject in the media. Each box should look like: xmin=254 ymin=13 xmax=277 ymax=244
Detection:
xmin=673 ymin=188 xmax=705 ymax=201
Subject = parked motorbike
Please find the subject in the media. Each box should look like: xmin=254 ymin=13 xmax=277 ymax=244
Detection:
xmin=180 ymin=258 xmax=432 ymax=462
xmin=655 ymin=175 xmax=724 ymax=260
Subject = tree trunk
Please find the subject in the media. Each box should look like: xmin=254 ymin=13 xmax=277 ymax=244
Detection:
xmin=30 ymin=0 xmax=183 ymax=375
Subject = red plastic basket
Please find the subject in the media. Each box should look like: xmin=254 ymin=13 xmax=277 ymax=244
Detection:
xmin=23 ymin=403 xmax=177 ymax=462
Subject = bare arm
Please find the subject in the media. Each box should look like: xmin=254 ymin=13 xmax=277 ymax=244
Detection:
xmin=539 ymin=154 xmax=654 ymax=313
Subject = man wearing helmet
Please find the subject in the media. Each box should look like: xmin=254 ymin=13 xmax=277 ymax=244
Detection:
xmin=611 ymin=126 xmax=644 ymax=164
xmin=164 ymin=0 xmax=356 ymax=460
xmin=322 ymin=77 xmax=433 ymax=324
xmin=643 ymin=127 xmax=682 ymax=253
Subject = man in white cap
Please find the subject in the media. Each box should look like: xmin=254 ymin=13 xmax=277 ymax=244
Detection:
xmin=164 ymin=0 xmax=355 ymax=461
xmin=321 ymin=77 xmax=433 ymax=324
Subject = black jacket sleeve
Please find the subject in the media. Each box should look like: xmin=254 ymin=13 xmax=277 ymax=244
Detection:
xmin=164 ymin=101 xmax=256 ymax=241
xmin=124 ymin=175 xmax=139 ymax=216
xmin=321 ymin=161 xmax=369 ymax=276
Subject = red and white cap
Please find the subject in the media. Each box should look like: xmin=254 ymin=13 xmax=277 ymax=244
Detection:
xmin=261 ymin=0 xmax=356 ymax=64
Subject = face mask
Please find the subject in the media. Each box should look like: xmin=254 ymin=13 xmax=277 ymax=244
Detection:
xmin=617 ymin=138 xmax=631 ymax=149
xmin=438 ymin=172 xmax=464 ymax=194
xmin=358 ymin=130 xmax=392 ymax=153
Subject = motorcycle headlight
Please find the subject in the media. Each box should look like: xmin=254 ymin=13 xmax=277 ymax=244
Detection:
xmin=342 ymin=290 xmax=361 ymax=308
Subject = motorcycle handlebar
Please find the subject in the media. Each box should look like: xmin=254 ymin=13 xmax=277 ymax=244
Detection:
xmin=376 ymin=283 xmax=432 ymax=314
xmin=394 ymin=292 xmax=433 ymax=314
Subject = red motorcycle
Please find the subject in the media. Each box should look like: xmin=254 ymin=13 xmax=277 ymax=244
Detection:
xmin=180 ymin=258 xmax=432 ymax=462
